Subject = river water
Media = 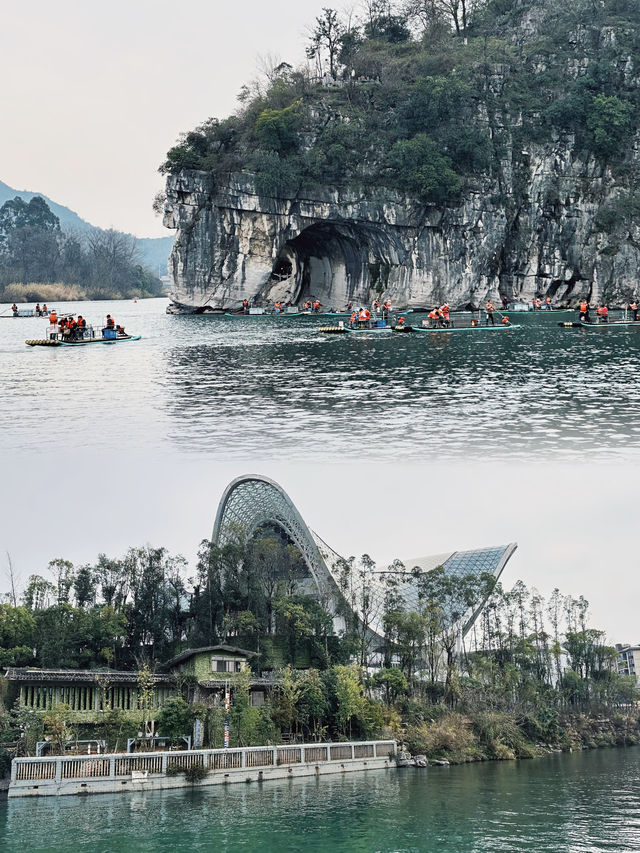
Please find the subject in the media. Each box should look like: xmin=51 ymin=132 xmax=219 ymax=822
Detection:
xmin=2 ymin=298 xmax=640 ymax=462
xmin=1 ymin=748 xmax=639 ymax=852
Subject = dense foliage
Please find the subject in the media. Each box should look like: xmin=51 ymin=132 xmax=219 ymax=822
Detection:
xmin=0 ymin=529 xmax=635 ymax=762
xmin=160 ymin=0 xmax=640 ymax=204
xmin=0 ymin=196 xmax=163 ymax=300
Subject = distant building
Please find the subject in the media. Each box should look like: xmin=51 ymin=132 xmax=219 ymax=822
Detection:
xmin=213 ymin=475 xmax=518 ymax=647
xmin=616 ymin=644 xmax=640 ymax=685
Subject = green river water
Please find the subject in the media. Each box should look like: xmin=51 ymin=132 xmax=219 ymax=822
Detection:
xmin=1 ymin=748 xmax=639 ymax=852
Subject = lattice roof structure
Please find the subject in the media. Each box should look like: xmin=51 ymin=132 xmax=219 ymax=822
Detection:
xmin=212 ymin=476 xmax=517 ymax=642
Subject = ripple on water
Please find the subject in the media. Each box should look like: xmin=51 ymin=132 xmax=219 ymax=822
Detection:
xmin=3 ymin=300 xmax=640 ymax=461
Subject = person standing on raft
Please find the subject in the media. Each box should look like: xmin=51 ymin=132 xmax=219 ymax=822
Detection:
xmin=485 ymin=300 xmax=495 ymax=326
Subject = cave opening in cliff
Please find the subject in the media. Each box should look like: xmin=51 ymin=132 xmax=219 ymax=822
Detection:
xmin=274 ymin=221 xmax=402 ymax=307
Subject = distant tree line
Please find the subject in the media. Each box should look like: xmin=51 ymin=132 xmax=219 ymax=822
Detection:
xmin=0 ymin=196 xmax=163 ymax=300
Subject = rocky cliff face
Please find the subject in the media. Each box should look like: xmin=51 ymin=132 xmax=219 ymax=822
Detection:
xmin=163 ymin=142 xmax=640 ymax=312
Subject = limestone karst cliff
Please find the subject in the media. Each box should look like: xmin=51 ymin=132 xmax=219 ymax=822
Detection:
xmin=162 ymin=0 xmax=640 ymax=312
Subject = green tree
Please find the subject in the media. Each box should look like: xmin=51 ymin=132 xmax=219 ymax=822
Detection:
xmin=254 ymin=102 xmax=303 ymax=154
xmin=334 ymin=664 xmax=366 ymax=738
xmin=386 ymin=135 xmax=461 ymax=203
xmin=306 ymin=8 xmax=344 ymax=79
xmin=297 ymin=669 xmax=329 ymax=740
xmin=156 ymin=697 xmax=195 ymax=742
xmin=372 ymin=667 xmax=409 ymax=704
xmin=587 ymin=94 xmax=633 ymax=159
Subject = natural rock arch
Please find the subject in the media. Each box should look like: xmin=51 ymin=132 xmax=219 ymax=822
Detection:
xmin=262 ymin=221 xmax=409 ymax=307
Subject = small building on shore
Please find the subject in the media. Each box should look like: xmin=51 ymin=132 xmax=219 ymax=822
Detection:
xmin=4 ymin=667 xmax=176 ymax=721
xmin=161 ymin=645 xmax=272 ymax=707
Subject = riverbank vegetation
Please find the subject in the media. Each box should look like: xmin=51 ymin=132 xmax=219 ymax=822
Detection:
xmin=0 ymin=196 xmax=164 ymax=301
xmin=160 ymin=0 xmax=640 ymax=203
xmin=0 ymin=533 xmax=636 ymax=767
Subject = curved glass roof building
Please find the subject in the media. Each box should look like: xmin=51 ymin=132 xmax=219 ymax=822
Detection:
xmin=213 ymin=475 xmax=517 ymax=642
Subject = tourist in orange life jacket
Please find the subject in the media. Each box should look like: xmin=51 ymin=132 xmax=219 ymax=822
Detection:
xmin=397 ymin=315 xmax=406 ymax=326
xmin=485 ymin=300 xmax=495 ymax=326
xmin=242 ymin=299 xmax=249 ymax=313
xmin=11 ymin=303 xmax=17 ymax=316
xmin=428 ymin=308 xmax=440 ymax=327
xmin=274 ymin=301 xmax=283 ymax=313
xmin=545 ymin=296 xmax=552 ymax=309
xmin=535 ymin=298 xmax=542 ymax=310
xmin=358 ymin=307 xmax=371 ymax=328
xmin=579 ymin=300 xmax=589 ymax=321
xmin=502 ymin=315 xmax=510 ymax=325
xmin=382 ymin=299 xmax=391 ymax=321
xmin=350 ymin=311 xmax=357 ymax=327
xmin=42 ymin=303 xmax=47 ymax=313
xmin=631 ymin=301 xmax=639 ymax=321
xmin=313 ymin=300 xmax=322 ymax=312
xmin=303 ymin=299 xmax=312 ymax=311
xmin=35 ymin=303 xmax=41 ymax=315
xmin=105 ymin=314 xmax=115 ymax=329
xmin=440 ymin=302 xmax=450 ymax=327
xmin=49 ymin=309 xmax=57 ymax=325
xmin=600 ymin=304 xmax=609 ymax=322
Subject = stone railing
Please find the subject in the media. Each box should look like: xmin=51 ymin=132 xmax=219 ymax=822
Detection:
xmin=11 ymin=739 xmax=396 ymax=787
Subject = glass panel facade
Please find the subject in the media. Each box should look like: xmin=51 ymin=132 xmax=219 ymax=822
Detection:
xmin=212 ymin=476 xmax=516 ymax=643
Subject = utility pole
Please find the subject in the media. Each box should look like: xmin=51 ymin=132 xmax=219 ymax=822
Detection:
xmin=224 ymin=680 xmax=230 ymax=749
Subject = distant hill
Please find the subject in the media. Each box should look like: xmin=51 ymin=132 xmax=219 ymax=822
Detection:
xmin=0 ymin=179 xmax=173 ymax=274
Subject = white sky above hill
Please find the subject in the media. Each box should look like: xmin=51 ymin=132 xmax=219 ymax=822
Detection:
xmin=0 ymin=0 xmax=326 ymax=236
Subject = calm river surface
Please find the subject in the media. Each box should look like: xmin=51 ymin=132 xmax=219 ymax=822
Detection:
xmin=1 ymin=748 xmax=639 ymax=852
xmin=3 ymin=298 xmax=640 ymax=462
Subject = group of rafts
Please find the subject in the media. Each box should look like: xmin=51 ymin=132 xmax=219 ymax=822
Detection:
xmin=10 ymin=297 xmax=640 ymax=350
xmin=318 ymin=301 xmax=521 ymax=335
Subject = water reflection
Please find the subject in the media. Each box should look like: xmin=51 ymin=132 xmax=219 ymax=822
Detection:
xmin=3 ymin=299 xmax=640 ymax=461
xmin=1 ymin=748 xmax=639 ymax=852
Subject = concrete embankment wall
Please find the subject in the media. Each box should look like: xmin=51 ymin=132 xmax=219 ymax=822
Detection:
xmin=8 ymin=739 xmax=396 ymax=798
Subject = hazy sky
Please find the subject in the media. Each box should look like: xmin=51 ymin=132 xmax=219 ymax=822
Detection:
xmin=0 ymin=0 xmax=327 ymax=237
xmin=1 ymin=453 xmax=636 ymax=644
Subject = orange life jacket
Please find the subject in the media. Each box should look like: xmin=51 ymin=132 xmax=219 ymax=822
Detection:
xmin=601 ymin=306 xmax=608 ymax=315
xmin=350 ymin=312 xmax=356 ymax=322
xmin=49 ymin=311 xmax=57 ymax=324
xmin=580 ymin=302 xmax=588 ymax=312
